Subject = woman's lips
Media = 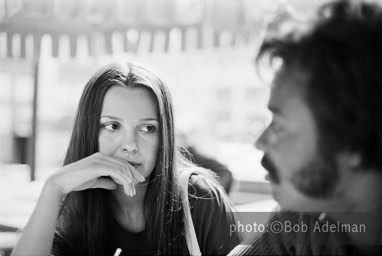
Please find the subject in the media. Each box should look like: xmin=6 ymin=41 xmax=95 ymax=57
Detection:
xmin=128 ymin=161 xmax=141 ymax=169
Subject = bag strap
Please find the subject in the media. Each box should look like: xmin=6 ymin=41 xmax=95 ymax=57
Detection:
xmin=179 ymin=169 xmax=202 ymax=256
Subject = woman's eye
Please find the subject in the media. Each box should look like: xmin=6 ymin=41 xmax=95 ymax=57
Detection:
xmin=102 ymin=123 xmax=120 ymax=131
xmin=140 ymin=125 xmax=157 ymax=133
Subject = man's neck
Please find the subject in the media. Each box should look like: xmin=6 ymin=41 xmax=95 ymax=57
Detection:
xmin=327 ymin=171 xmax=382 ymax=248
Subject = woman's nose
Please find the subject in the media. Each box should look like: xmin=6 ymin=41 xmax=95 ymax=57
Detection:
xmin=120 ymin=130 xmax=138 ymax=154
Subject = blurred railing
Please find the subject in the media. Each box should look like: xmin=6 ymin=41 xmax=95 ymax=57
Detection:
xmin=0 ymin=0 xmax=267 ymax=58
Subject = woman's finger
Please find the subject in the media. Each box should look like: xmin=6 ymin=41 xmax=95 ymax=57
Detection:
xmin=73 ymin=177 xmax=118 ymax=191
xmin=98 ymin=156 xmax=135 ymax=183
xmin=106 ymin=173 xmax=133 ymax=196
xmin=96 ymin=165 xmax=132 ymax=186
xmin=99 ymin=154 xmax=144 ymax=183
xmin=127 ymin=166 xmax=145 ymax=183
xmin=92 ymin=177 xmax=119 ymax=190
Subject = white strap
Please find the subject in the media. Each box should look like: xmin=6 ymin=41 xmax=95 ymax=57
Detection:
xmin=179 ymin=170 xmax=202 ymax=256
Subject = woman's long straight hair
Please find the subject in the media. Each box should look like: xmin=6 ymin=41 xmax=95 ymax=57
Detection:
xmin=55 ymin=62 xmax=188 ymax=255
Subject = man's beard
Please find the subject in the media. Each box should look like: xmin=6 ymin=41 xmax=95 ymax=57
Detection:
xmin=262 ymin=142 xmax=339 ymax=199
xmin=292 ymin=148 xmax=339 ymax=199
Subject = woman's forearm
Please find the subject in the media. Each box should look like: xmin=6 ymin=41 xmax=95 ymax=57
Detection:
xmin=11 ymin=181 xmax=64 ymax=256
xmin=11 ymin=153 xmax=139 ymax=255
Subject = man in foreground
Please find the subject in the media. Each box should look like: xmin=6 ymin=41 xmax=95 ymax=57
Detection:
xmin=230 ymin=0 xmax=382 ymax=254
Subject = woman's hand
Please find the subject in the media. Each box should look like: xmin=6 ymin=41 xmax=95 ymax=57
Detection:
xmin=46 ymin=152 xmax=145 ymax=197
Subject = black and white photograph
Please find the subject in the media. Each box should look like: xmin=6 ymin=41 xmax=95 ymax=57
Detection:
xmin=1 ymin=0 xmax=381 ymax=255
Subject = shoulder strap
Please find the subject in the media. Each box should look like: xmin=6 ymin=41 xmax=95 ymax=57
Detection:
xmin=179 ymin=169 xmax=202 ymax=256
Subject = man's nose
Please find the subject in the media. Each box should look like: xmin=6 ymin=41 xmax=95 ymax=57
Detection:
xmin=255 ymin=127 xmax=269 ymax=151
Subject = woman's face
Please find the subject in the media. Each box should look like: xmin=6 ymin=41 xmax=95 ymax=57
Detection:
xmin=98 ymin=85 xmax=160 ymax=179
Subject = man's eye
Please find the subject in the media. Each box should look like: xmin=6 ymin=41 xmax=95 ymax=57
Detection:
xmin=269 ymin=121 xmax=282 ymax=133
xmin=102 ymin=123 xmax=120 ymax=131
xmin=140 ymin=125 xmax=157 ymax=133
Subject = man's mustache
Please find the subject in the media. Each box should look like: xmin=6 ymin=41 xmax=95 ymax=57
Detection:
xmin=261 ymin=156 xmax=280 ymax=184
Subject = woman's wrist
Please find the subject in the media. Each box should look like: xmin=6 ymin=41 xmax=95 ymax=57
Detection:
xmin=43 ymin=178 xmax=66 ymax=203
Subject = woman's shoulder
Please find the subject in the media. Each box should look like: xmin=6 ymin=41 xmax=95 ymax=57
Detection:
xmin=185 ymin=169 xmax=232 ymax=210
xmin=185 ymin=170 xmax=243 ymax=255
xmin=188 ymin=172 xmax=220 ymax=198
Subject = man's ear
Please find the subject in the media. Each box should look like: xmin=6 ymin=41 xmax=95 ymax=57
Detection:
xmin=337 ymin=152 xmax=362 ymax=171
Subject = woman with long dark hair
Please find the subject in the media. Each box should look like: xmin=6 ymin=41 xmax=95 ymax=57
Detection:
xmin=12 ymin=61 xmax=241 ymax=255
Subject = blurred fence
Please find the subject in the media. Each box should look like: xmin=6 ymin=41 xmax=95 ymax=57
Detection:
xmin=0 ymin=0 xmax=267 ymax=58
